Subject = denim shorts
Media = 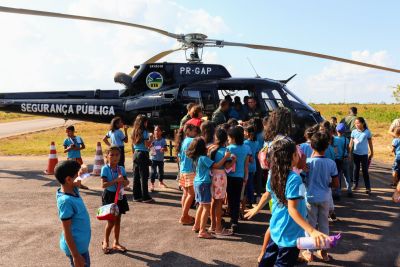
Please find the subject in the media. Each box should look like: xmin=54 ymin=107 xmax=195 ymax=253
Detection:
xmin=392 ymin=159 xmax=400 ymax=173
xmin=194 ymin=183 xmax=212 ymax=204
xmin=68 ymin=251 xmax=90 ymax=267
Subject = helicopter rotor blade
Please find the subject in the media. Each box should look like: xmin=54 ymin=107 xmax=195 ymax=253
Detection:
xmin=0 ymin=6 xmax=180 ymax=39
xmin=129 ymin=48 xmax=183 ymax=76
xmin=222 ymin=41 xmax=400 ymax=74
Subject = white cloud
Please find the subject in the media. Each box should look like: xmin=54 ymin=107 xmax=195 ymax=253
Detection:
xmin=303 ymin=50 xmax=399 ymax=103
xmin=0 ymin=0 xmax=229 ymax=92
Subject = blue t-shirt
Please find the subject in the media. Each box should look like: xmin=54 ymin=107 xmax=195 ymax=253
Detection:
xmin=56 ymin=187 xmax=91 ymax=256
xmin=106 ymin=129 xmax=126 ymax=147
xmin=393 ymin=138 xmax=400 ymax=160
xmin=299 ymin=142 xmax=313 ymax=158
xmin=324 ymin=145 xmax=336 ymax=161
xmin=351 ymin=129 xmax=372 ymax=155
xmin=151 ymin=138 xmax=167 ymax=161
xmin=244 ymin=139 xmax=259 ymax=173
xmin=63 ymin=136 xmax=84 ymax=159
xmin=213 ymin=147 xmax=228 ymax=170
xmin=194 ymin=155 xmax=214 ymax=184
xmin=100 ymin=165 xmax=127 ymax=192
xmin=133 ymin=130 xmax=149 ymax=152
xmin=179 ymin=137 xmax=195 ymax=173
xmin=227 ymin=144 xmax=249 ymax=178
xmin=333 ymin=136 xmax=349 ymax=160
xmin=267 ymin=171 xmax=307 ymax=247
xmin=305 ymin=157 xmax=338 ymax=203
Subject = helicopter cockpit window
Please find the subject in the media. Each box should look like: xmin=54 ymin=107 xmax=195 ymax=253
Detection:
xmin=282 ymin=86 xmax=316 ymax=112
xmin=261 ymin=89 xmax=285 ymax=111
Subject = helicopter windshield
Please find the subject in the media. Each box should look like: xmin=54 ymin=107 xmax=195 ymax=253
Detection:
xmin=281 ymin=86 xmax=316 ymax=112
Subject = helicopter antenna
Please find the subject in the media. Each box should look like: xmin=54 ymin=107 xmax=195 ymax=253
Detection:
xmin=247 ymin=57 xmax=260 ymax=78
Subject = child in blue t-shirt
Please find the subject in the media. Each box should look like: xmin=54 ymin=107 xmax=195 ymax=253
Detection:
xmin=244 ymin=125 xmax=259 ymax=205
xmin=226 ymin=126 xmax=249 ymax=233
xmin=103 ymin=117 xmax=128 ymax=167
xmin=177 ymin=124 xmax=200 ymax=225
xmin=333 ymin=123 xmax=352 ymax=197
xmin=55 ymin=160 xmax=91 ymax=267
xmin=259 ymin=137 xmax=328 ymax=267
xmin=149 ymin=126 xmax=168 ymax=191
xmin=132 ymin=115 xmax=154 ymax=202
xmin=300 ymin=125 xmax=318 ymax=158
xmin=100 ymin=145 xmax=130 ymax=254
xmin=186 ymin=137 xmax=231 ymax=239
xmin=391 ymin=127 xmax=400 ymax=187
xmin=302 ymin=132 xmax=338 ymax=262
xmin=349 ymin=117 xmax=373 ymax=193
xmin=63 ymin=125 xmax=85 ymax=165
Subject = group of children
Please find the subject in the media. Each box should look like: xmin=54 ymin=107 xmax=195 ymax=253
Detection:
xmin=55 ymin=106 xmax=381 ymax=266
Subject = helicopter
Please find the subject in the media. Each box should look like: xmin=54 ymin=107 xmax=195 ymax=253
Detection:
xmin=0 ymin=6 xmax=399 ymax=142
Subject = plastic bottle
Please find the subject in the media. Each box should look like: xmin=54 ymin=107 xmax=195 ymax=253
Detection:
xmin=297 ymin=233 xmax=341 ymax=250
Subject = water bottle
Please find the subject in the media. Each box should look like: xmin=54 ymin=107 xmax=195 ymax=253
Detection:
xmin=297 ymin=233 xmax=341 ymax=250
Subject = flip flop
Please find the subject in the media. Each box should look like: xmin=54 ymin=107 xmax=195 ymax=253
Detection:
xmin=198 ymin=232 xmax=215 ymax=239
xmin=112 ymin=244 xmax=127 ymax=253
xmin=179 ymin=216 xmax=195 ymax=225
xmin=102 ymin=241 xmax=111 ymax=254
xmin=215 ymin=228 xmax=233 ymax=236
xmin=317 ymin=250 xmax=331 ymax=262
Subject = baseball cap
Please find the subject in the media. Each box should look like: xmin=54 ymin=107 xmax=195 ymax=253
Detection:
xmin=336 ymin=123 xmax=346 ymax=133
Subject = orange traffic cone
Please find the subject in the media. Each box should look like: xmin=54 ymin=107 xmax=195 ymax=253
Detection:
xmin=92 ymin=142 xmax=105 ymax=176
xmin=44 ymin=141 xmax=58 ymax=175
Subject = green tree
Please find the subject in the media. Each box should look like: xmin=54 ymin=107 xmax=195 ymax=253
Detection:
xmin=393 ymin=84 xmax=400 ymax=103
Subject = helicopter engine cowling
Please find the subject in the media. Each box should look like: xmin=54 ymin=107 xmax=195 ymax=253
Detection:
xmin=114 ymin=72 xmax=132 ymax=88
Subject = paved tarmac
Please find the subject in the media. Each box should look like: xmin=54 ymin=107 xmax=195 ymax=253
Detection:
xmin=0 ymin=156 xmax=399 ymax=267
xmin=0 ymin=118 xmax=76 ymax=139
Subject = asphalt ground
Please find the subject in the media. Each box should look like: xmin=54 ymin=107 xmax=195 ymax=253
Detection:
xmin=0 ymin=118 xmax=70 ymax=139
xmin=0 ymin=156 xmax=399 ymax=267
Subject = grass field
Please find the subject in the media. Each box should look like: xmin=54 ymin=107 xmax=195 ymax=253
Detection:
xmin=0 ymin=104 xmax=399 ymax=164
xmin=0 ymin=111 xmax=43 ymax=122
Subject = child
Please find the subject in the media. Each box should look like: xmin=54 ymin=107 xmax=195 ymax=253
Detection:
xmin=391 ymin=127 xmax=400 ymax=188
xmin=131 ymin=115 xmax=154 ymax=202
xmin=55 ymin=160 xmax=91 ymax=267
xmin=103 ymin=117 xmax=128 ymax=167
xmin=333 ymin=123 xmax=352 ymax=197
xmin=300 ymin=125 xmax=318 ymax=158
xmin=349 ymin=117 xmax=373 ymax=194
xmin=227 ymin=126 xmax=249 ymax=233
xmin=259 ymin=137 xmax=329 ymax=266
xmin=178 ymin=124 xmax=200 ymax=225
xmin=150 ymin=125 xmax=168 ymax=191
xmin=200 ymin=120 xmax=215 ymax=147
xmin=186 ymin=137 xmax=231 ymax=238
xmin=302 ymin=132 xmax=338 ymax=262
xmin=63 ymin=125 xmax=85 ymax=165
xmin=244 ymin=125 xmax=259 ymax=205
xmin=100 ymin=145 xmax=130 ymax=254
xmin=330 ymin=116 xmax=338 ymax=134
xmin=208 ymin=128 xmax=235 ymax=236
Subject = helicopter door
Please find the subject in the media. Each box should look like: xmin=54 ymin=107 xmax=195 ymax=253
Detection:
xmin=199 ymin=90 xmax=217 ymax=117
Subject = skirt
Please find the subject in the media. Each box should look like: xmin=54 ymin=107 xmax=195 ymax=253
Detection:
xmin=211 ymin=169 xmax=227 ymax=200
xmin=102 ymin=190 xmax=129 ymax=214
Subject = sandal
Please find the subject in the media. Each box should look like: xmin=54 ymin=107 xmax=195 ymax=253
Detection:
xmin=317 ymin=250 xmax=331 ymax=262
xmin=300 ymin=250 xmax=313 ymax=262
xmin=198 ymin=232 xmax=215 ymax=239
xmin=208 ymin=226 xmax=216 ymax=233
xmin=102 ymin=241 xmax=111 ymax=254
xmin=215 ymin=228 xmax=233 ymax=236
xmin=112 ymin=244 xmax=127 ymax=253
xmin=179 ymin=216 xmax=195 ymax=225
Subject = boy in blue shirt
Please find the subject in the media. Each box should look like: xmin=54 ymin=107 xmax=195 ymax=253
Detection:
xmin=391 ymin=127 xmax=400 ymax=187
xmin=333 ymin=123 xmax=352 ymax=197
xmin=55 ymin=160 xmax=91 ymax=267
xmin=303 ymin=132 xmax=338 ymax=262
xmin=150 ymin=126 xmax=168 ymax=191
xmin=63 ymin=126 xmax=85 ymax=166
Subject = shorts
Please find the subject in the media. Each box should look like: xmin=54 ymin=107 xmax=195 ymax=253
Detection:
xmin=194 ymin=183 xmax=212 ymax=204
xmin=211 ymin=169 xmax=227 ymax=200
xmin=102 ymin=189 xmax=129 ymax=214
xmin=68 ymin=158 xmax=83 ymax=165
xmin=179 ymin=172 xmax=195 ymax=188
xmin=392 ymin=159 xmax=400 ymax=175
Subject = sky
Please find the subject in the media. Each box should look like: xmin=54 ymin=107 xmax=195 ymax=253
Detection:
xmin=0 ymin=0 xmax=399 ymax=103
